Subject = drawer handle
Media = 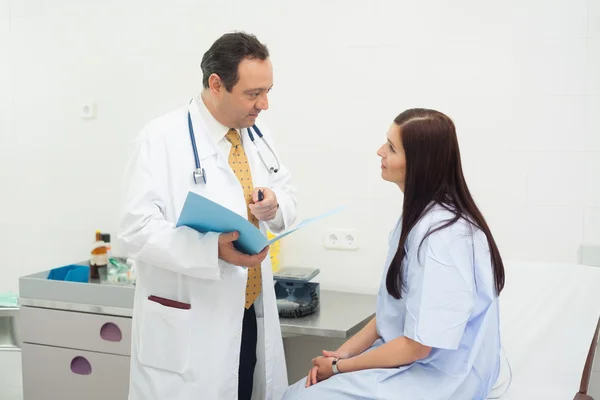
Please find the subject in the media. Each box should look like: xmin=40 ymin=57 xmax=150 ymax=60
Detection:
xmin=70 ymin=356 xmax=92 ymax=375
xmin=100 ymin=322 xmax=122 ymax=342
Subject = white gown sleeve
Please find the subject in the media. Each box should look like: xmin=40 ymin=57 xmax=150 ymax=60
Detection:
xmin=117 ymin=131 xmax=221 ymax=280
xmin=403 ymin=227 xmax=475 ymax=350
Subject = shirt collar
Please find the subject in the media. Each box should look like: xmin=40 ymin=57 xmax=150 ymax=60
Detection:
xmin=195 ymin=94 xmax=238 ymax=146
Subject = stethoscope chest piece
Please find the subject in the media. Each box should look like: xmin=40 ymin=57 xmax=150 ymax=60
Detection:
xmin=193 ymin=167 xmax=206 ymax=184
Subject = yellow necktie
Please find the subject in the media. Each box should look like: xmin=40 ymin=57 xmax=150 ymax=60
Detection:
xmin=225 ymin=129 xmax=262 ymax=309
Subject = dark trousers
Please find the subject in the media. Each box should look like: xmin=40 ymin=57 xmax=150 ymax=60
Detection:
xmin=238 ymin=304 xmax=257 ymax=400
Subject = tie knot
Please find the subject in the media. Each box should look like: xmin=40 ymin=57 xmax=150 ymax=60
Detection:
xmin=226 ymin=129 xmax=241 ymax=147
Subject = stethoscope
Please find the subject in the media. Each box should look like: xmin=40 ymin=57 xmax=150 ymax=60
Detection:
xmin=187 ymin=110 xmax=281 ymax=184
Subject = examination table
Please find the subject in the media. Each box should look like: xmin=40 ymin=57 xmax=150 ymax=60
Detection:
xmin=490 ymin=261 xmax=600 ymax=400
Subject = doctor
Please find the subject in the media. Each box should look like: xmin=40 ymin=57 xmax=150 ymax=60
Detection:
xmin=118 ymin=32 xmax=297 ymax=400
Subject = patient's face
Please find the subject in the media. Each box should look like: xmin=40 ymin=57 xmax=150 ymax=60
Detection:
xmin=377 ymin=123 xmax=406 ymax=190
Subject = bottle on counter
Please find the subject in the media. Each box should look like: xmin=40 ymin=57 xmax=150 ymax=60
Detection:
xmin=90 ymin=230 xmax=108 ymax=281
xmin=101 ymin=233 xmax=112 ymax=258
xmin=126 ymin=257 xmax=136 ymax=285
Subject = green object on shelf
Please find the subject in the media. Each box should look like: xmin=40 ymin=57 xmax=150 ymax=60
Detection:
xmin=0 ymin=292 xmax=18 ymax=307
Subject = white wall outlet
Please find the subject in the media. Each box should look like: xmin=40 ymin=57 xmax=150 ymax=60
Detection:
xmin=323 ymin=229 xmax=359 ymax=250
xmin=340 ymin=229 xmax=359 ymax=250
xmin=323 ymin=230 xmax=340 ymax=249
xmin=81 ymin=102 xmax=97 ymax=119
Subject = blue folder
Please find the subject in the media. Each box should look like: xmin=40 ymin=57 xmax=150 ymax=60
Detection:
xmin=176 ymin=191 xmax=344 ymax=255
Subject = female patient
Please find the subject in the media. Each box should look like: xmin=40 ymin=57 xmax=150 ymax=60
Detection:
xmin=282 ymin=109 xmax=505 ymax=400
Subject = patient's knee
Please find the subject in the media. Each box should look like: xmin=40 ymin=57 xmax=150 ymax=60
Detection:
xmin=282 ymin=377 xmax=310 ymax=400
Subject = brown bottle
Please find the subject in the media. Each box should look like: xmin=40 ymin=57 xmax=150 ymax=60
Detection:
xmin=90 ymin=231 xmax=108 ymax=281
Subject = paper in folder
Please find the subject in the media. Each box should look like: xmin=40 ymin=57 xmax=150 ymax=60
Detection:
xmin=176 ymin=191 xmax=344 ymax=255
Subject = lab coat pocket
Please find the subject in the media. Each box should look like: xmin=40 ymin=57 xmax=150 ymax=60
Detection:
xmin=138 ymin=296 xmax=191 ymax=374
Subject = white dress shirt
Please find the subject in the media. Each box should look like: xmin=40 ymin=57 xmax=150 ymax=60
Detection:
xmin=195 ymin=95 xmax=284 ymax=231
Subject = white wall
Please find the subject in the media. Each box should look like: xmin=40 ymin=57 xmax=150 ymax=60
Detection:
xmin=0 ymin=0 xmax=599 ymax=294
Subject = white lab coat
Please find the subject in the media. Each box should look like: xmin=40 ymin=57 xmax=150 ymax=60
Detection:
xmin=118 ymin=100 xmax=297 ymax=400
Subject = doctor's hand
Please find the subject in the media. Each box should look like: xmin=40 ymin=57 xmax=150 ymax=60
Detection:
xmin=218 ymin=231 xmax=269 ymax=267
xmin=249 ymin=188 xmax=278 ymax=222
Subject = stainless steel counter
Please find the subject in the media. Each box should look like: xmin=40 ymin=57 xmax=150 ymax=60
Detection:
xmin=17 ymin=268 xmax=377 ymax=398
xmin=0 ymin=307 xmax=20 ymax=351
xmin=279 ymin=290 xmax=375 ymax=338
xmin=18 ymin=268 xmax=376 ymax=339
xmin=18 ymin=290 xmax=375 ymax=339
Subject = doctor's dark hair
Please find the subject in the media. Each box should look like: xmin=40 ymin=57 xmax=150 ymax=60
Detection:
xmin=201 ymin=32 xmax=269 ymax=92
xmin=386 ymin=109 xmax=505 ymax=300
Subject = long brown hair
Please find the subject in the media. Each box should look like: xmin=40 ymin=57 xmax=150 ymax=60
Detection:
xmin=386 ymin=109 xmax=505 ymax=299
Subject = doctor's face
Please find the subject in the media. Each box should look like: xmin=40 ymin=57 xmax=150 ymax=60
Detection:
xmin=377 ymin=123 xmax=406 ymax=191
xmin=218 ymin=57 xmax=273 ymax=129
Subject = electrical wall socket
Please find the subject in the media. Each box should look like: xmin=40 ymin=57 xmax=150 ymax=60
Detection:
xmin=323 ymin=229 xmax=359 ymax=250
xmin=81 ymin=102 xmax=97 ymax=119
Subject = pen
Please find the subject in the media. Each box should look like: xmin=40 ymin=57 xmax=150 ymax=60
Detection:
xmin=258 ymin=189 xmax=264 ymax=202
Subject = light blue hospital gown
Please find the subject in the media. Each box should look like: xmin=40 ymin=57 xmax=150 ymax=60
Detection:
xmin=282 ymin=206 xmax=501 ymax=400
